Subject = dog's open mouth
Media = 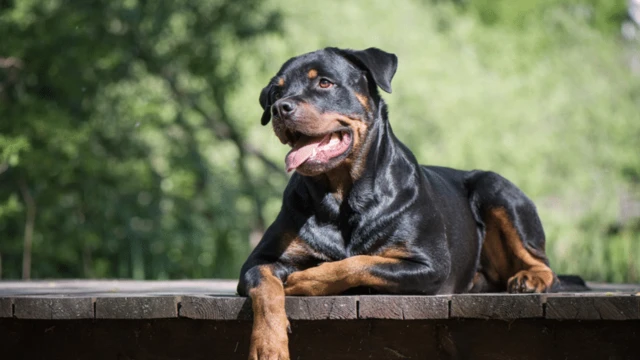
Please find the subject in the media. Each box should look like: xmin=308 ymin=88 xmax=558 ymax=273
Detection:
xmin=285 ymin=130 xmax=352 ymax=172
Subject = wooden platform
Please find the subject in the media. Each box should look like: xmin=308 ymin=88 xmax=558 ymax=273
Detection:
xmin=1 ymin=280 xmax=639 ymax=359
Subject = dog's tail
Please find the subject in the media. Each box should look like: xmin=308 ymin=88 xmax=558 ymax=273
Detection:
xmin=552 ymin=274 xmax=590 ymax=292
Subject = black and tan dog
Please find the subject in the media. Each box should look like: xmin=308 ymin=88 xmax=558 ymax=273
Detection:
xmin=238 ymin=47 xmax=561 ymax=359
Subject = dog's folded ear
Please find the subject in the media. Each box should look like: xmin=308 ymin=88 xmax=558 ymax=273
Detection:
xmin=259 ymin=84 xmax=272 ymax=126
xmin=337 ymin=47 xmax=398 ymax=93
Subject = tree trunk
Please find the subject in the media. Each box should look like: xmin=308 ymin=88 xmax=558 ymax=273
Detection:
xmin=18 ymin=178 xmax=36 ymax=280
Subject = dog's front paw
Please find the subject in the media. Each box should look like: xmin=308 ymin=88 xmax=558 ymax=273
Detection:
xmin=248 ymin=331 xmax=289 ymax=360
xmin=284 ymin=269 xmax=325 ymax=296
xmin=284 ymin=265 xmax=343 ymax=296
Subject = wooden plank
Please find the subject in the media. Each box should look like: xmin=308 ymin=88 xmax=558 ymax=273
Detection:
xmin=0 ymin=279 xmax=638 ymax=322
xmin=180 ymin=296 xmax=250 ymax=320
xmin=50 ymin=297 xmax=94 ymax=319
xmin=3 ymin=318 xmax=640 ymax=360
xmin=451 ymin=294 xmax=543 ymax=319
xmin=95 ymin=296 xmax=179 ymax=319
xmin=0 ymin=298 xmax=12 ymax=318
xmin=180 ymin=296 xmax=358 ymax=320
xmin=437 ymin=319 xmax=640 ymax=360
xmin=586 ymin=282 xmax=640 ymax=293
xmin=437 ymin=319 xmax=554 ymax=359
xmin=13 ymin=298 xmax=51 ymax=319
xmin=288 ymin=320 xmax=439 ymax=359
xmin=285 ymin=296 xmax=357 ymax=320
xmin=546 ymin=295 xmax=640 ymax=320
xmin=13 ymin=297 xmax=94 ymax=319
xmin=0 ymin=318 xmax=440 ymax=360
xmin=1 ymin=280 xmax=638 ymax=297
xmin=0 ymin=279 xmax=237 ymax=296
xmin=358 ymin=295 xmax=450 ymax=319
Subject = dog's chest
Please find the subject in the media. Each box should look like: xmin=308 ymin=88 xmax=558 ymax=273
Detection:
xmin=298 ymin=210 xmax=408 ymax=261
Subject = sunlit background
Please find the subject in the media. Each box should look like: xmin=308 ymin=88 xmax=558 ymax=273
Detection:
xmin=1 ymin=0 xmax=639 ymax=283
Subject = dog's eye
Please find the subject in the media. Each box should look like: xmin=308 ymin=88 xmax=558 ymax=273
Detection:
xmin=272 ymin=90 xmax=282 ymax=101
xmin=318 ymin=79 xmax=333 ymax=89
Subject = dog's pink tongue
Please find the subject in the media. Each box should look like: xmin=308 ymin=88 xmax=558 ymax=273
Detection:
xmin=285 ymin=134 xmax=330 ymax=172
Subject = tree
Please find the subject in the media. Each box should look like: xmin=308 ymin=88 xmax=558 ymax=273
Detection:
xmin=0 ymin=0 xmax=283 ymax=279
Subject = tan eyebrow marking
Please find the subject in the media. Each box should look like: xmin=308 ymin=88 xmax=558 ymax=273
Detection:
xmin=355 ymin=92 xmax=370 ymax=111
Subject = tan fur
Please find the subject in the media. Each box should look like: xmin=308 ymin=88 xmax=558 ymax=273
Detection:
xmin=321 ymin=115 xmax=370 ymax=200
xmin=284 ymin=255 xmax=401 ymax=296
xmin=280 ymin=234 xmax=331 ymax=262
xmin=355 ymin=92 xmax=370 ymax=111
xmin=377 ymin=243 xmax=412 ymax=259
xmin=273 ymin=103 xmax=372 ymax=200
xmin=481 ymin=207 xmax=554 ymax=293
xmin=248 ymin=266 xmax=289 ymax=359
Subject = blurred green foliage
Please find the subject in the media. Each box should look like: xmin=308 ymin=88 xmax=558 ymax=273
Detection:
xmin=0 ymin=0 xmax=638 ymax=282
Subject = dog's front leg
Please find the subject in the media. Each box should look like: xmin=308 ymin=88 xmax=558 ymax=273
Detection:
xmin=243 ymin=265 xmax=290 ymax=360
xmin=284 ymin=255 xmax=445 ymax=296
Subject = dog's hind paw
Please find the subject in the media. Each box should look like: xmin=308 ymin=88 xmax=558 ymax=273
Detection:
xmin=507 ymin=269 xmax=554 ymax=293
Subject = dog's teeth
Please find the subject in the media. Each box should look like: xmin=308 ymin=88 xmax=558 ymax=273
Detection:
xmin=329 ymin=133 xmax=340 ymax=145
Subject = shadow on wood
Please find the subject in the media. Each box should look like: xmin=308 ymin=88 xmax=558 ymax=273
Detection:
xmin=1 ymin=318 xmax=640 ymax=360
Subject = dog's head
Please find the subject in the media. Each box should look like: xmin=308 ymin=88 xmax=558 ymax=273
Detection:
xmin=259 ymin=47 xmax=398 ymax=176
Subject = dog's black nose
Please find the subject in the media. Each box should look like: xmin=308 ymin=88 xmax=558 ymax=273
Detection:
xmin=274 ymin=99 xmax=296 ymax=118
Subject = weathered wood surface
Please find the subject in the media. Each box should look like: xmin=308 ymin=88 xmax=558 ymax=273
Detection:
xmin=546 ymin=293 xmax=640 ymax=320
xmin=179 ymin=295 xmax=358 ymax=320
xmin=12 ymin=296 xmax=94 ymax=319
xmin=0 ymin=280 xmax=638 ymax=320
xmin=358 ymin=295 xmax=450 ymax=319
xmin=1 ymin=280 xmax=639 ymax=359
xmin=450 ymin=293 xmax=545 ymax=319
xmin=0 ymin=279 xmax=238 ymax=296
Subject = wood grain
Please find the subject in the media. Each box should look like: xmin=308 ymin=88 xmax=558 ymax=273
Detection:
xmin=0 ymin=298 xmax=12 ymax=318
xmin=95 ymin=296 xmax=179 ymax=319
xmin=13 ymin=297 xmax=93 ymax=319
xmin=358 ymin=295 xmax=450 ymax=319
xmin=546 ymin=295 xmax=640 ymax=320
xmin=0 ymin=280 xmax=638 ymax=321
xmin=180 ymin=296 xmax=250 ymax=320
xmin=451 ymin=294 xmax=544 ymax=319
xmin=179 ymin=296 xmax=357 ymax=320
xmin=285 ymin=296 xmax=357 ymax=320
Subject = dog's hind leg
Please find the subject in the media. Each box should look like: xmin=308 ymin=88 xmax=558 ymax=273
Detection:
xmin=466 ymin=171 xmax=558 ymax=293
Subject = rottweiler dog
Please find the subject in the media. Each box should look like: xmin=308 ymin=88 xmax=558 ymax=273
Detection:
xmin=238 ymin=47 xmax=560 ymax=359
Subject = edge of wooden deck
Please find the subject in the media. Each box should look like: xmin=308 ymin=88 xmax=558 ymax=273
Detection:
xmin=0 ymin=280 xmax=638 ymax=321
